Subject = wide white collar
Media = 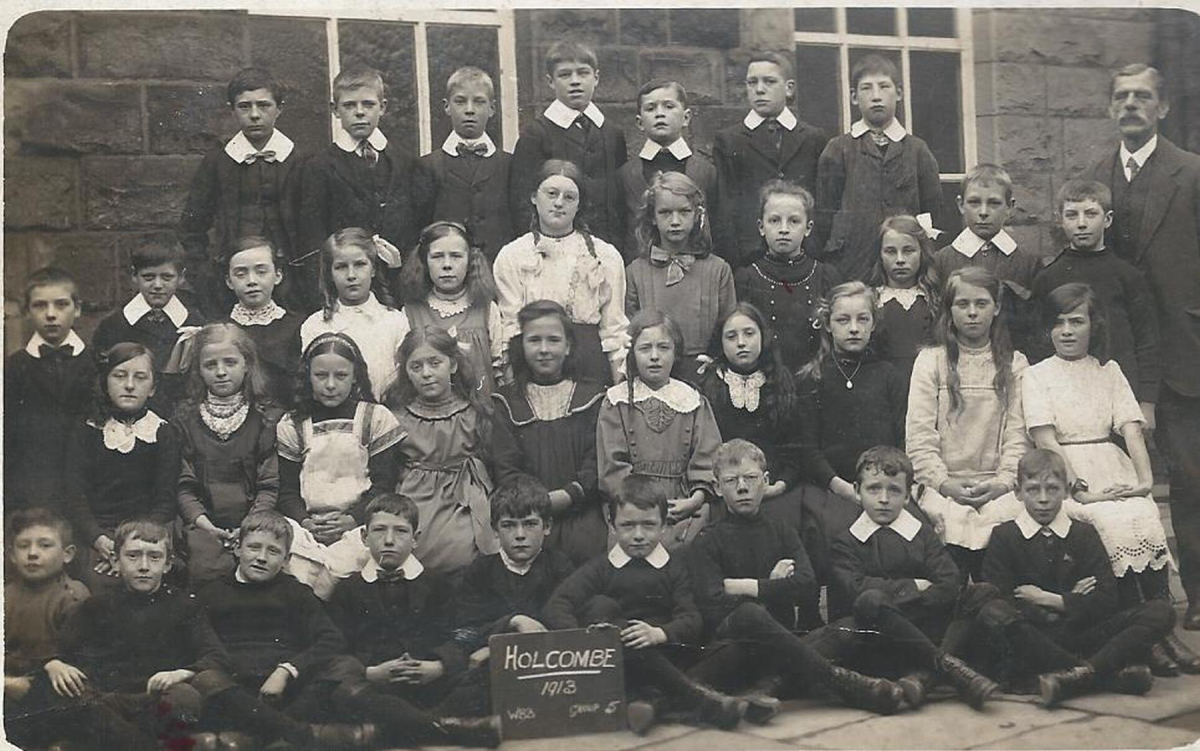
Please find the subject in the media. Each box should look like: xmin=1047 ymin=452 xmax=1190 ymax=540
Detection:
xmin=608 ymin=543 xmax=670 ymax=569
xmin=1120 ymin=134 xmax=1158 ymax=171
xmin=98 ymin=411 xmax=165 ymax=454
xmin=744 ymin=107 xmax=797 ymax=131
xmin=719 ymin=368 xmax=766 ymax=412
xmin=360 ymin=554 xmax=424 ymax=582
xmin=124 ymin=294 xmax=190 ymax=327
xmin=850 ymin=118 xmax=907 ymax=142
xmin=333 ymin=125 xmax=388 ymax=154
xmin=224 ymin=129 xmax=295 ymax=163
xmin=544 ymin=99 xmax=605 ymax=129
xmin=500 ymin=548 xmax=539 ymax=576
xmin=639 ymin=137 xmax=692 ymax=161
xmin=877 ymin=286 xmax=927 ymax=311
xmin=26 ymin=330 xmax=86 ymax=358
xmin=605 ymin=378 xmax=701 ymax=413
xmin=441 ymin=130 xmax=498 ymax=158
xmin=951 ymin=227 xmax=1018 ymax=258
xmin=849 ymin=508 xmax=922 ymax=543
xmin=1015 ymin=508 xmax=1073 ymax=540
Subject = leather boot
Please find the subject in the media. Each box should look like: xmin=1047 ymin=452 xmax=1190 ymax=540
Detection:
xmin=627 ymin=698 xmax=659 ymax=736
xmin=896 ymin=670 xmax=935 ymax=709
xmin=1149 ymin=642 xmax=1180 ymax=677
xmin=742 ymin=694 xmax=781 ymax=725
xmin=432 ymin=716 xmax=502 ymax=748
xmin=1038 ymin=665 xmax=1096 ymax=708
xmin=309 ymin=722 xmax=377 ymax=749
xmin=1101 ymin=664 xmax=1154 ymax=696
xmin=690 ymin=683 xmax=748 ymax=730
xmin=934 ymin=653 xmax=997 ymax=710
xmin=1163 ymin=633 xmax=1200 ymax=674
xmin=826 ymin=665 xmax=904 ymax=715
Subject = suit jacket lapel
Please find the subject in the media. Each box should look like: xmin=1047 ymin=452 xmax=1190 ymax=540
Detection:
xmin=743 ymin=124 xmax=780 ymax=166
xmin=443 ymin=153 xmax=478 ymax=188
xmin=329 ymin=150 xmax=371 ymax=205
xmin=1136 ymin=141 xmax=1182 ymax=260
xmin=779 ymin=123 xmax=805 ymax=167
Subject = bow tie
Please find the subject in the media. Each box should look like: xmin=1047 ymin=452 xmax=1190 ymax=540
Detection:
xmin=649 ymin=248 xmax=695 ymax=286
xmin=38 ymin=343 xmax=74 ymax=360
xmin=145 ymin=309 xmax=169 ymax=324
xmin=375 ymin=567 xmax=408 ymax=583
xmin=243 ymin=150 xmax=277 ymax=164
xmin=456 ymin=141 xmax=488 ymax=157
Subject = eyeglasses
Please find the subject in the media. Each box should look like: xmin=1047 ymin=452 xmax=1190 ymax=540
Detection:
xmin=539 ymin=186 xmax=579 ymax=203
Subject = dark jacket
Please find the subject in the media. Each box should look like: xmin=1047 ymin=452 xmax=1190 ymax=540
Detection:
xmin=420 ymin=147 xmax=514 ymax=261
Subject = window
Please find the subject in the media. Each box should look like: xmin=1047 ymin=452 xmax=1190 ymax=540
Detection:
xmin=794 ymin=8 xmax=977 ymax=233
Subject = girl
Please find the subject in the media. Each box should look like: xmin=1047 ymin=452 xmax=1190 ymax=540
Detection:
xmin=399 ymin=221 xmax=505 ymax=394
xmin=388 ymin=327 xmax=499 ymax=578
xmin=869 ymin=215 xmax=940 ymax=387
xmin=175 ymin=323 xmax=280 ymax=586
xmin=597 ymin=310 xmax=721 ymax=550
xmin=300 ymin=227 xmax=409 ymax=401
xmin=494 ymin=160 xmax=629 ymax=386
xmin=65 ymin=343 xmax=180 ymax=592
xmin=491 ymin=300 xmax=607 ymax=565
xmin=625 ymin=171 xmax=735 ymax=383
xmin=907 ymin=267 xmax=1029 ymax=582
xmin=276 ymin=332 xmax=404 ymax=594
xmin=796 ymin=282 xmax=908 ymax=620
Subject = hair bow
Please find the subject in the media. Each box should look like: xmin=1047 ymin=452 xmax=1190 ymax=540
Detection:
xmin=372 ymin=235 xmax=404 ymax=269
xmin=649 ymin=247 xmax=695 ymax=286
xmin=915 ymin=213 xmax=943 ymax=241
xmin=162 ymin=325 xmax=204 ymax=374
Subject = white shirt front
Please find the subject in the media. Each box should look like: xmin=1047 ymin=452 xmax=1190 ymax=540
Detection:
xmin=1119 ymin=134 xmax=1158 ymax=182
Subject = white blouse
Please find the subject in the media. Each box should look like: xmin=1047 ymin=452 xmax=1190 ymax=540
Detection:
xmin=300 ymin=293 xmax=410 ymax=401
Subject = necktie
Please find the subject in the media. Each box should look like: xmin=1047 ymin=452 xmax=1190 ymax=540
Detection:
xmin=1040 ymin=527 xmax=1059 ymax=568
xmin=980 ymin=241 xmax=994 ymax=255
xmin=575 ymin=114 xmax=592 ymax=135
xmin=765 ymin=118 xmax=783 ymax=153
xmin=456 ymin=141 xmax=488 ymax=157
xmin=243 ymin=150 xmax=277 ymax=165
xmin=1126 ymin=156 xmax=1141 ymax=182
xmin=38 ymin=343 xmax=72 ymax=360
xmin=358 ymin=141 xmax=379 ymax=167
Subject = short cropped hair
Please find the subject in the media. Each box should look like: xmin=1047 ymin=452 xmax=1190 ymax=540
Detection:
xmin=746 ymin=50 xmax=794 ymax=82
xmin=113 ymin=519 xmax=173 ymax=559
xmin=332 ymin=66 xmax=386 ymax=103
xmin=6 ymin=508 xmax=74 ymax=551
xmin=714 ymin=439 xmax=768 ymax=473
xmin=491 ymin=475 xmax=553 ymax=528
xmin=608 ymin=476 xmax=668 ymax=523
xmin=544 ymin=41 xmax=598 ymax=75
xmin=24 ymin=266 xmax=81 ymax=310
xmin=637 ymin=79 xmax=688 ymax=109
xmin=227 ymin=67 xmax=284 ymax=106
xmin=1055 ymin=179 xmax=1113 ymax=213
xmin=446 ymin=66 xmax=495 ymax=100
xmin=238 ymin=510 xmax=294 ymax=552
xmin=851 ymin=53 xmax=900 ymax=90
xmin=130 ymin=242 xmax=186 ymax=274
xmin=1018 ymin=448 xmax=1069 ymax=486
xmin=364 ymin=493 xmax=420 ymax=531
xmin=855 ymin=446 xmax=914 ymax=490
xmin=758 ymin=178 xmax=814 ymax=218
xmin=960 ymin=163 xmax=1014 ymax=204
xmin=1110 ymin=63 xmax=1166 ymax=101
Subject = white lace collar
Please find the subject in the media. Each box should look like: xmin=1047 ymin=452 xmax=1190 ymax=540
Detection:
xmin=230 ymin=301 xmax=287 ymax=326
xmin=544 ymin=99 xmax=605 ymax=129
xmin=849 ymin=508 xmax=921 ymax=542
xmin=124 ymin=294 xmax=190 ymax=327
xmin=605 ymin=378 xmax=701 ymax=413
xmin=876 ymin=286 xmax=927 ymax=311
xmin=719 ymin=368 xmax=766 ymax=412
xmin=224 ymin=129 xmax=295 ymax=163
xmin=426 ymin=293 xmax=471 ymax=319
xmin=608 ymin=543 xmax=669 ymax=569
xmin=951 ymin=227 xmax=1018 ymax=258
xmin=98 ymin=411 xmax=165 ymax=454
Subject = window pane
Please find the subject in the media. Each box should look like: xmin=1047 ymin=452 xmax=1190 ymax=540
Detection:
xmin=427 ymin=24 xmax=503 ymax=149
xmin=910 ymin=50 xmax=963 ymax=173
xmin=936 ymin=179 xmax=963 ymax=239
xmin=848 ymin=48 xmax=904 ymax=125
xmin=846 ymin=8 xmax=896 ymax=36
xmin=794 ymin=8 xmax=836 ymax=33
xmin=907 ymin=8 xmax=956 ymax=38
xmin=338 ymin=20 xmax=419 ymax=157
xmin=794 ymin=45 xmax=841 ymax=138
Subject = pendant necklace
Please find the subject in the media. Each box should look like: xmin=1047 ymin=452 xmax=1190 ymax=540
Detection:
xmin=834 ymin=356 xmax=863 ymax=390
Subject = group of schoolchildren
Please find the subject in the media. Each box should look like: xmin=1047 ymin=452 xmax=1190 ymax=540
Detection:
xmin=3 ymin=37 xmax=1195 ymax=750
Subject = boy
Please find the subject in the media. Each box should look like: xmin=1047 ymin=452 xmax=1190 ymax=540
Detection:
xmin=329 ymin=494 xmax=502 ymax=748
xmin=224 ymin=235 xmax=303 ymax=406
xmin=688 ymin=440 xmax=906 ymax=714
xmin=421 ymin=66 xmax=514 ymax=261
xmin=1032 ymin=180 xmax=1160 ymax=409
xmin=976 ymin=449 xmax=1175 ymax=707
xmin=819 ymin=447 xmax=998 ymax=710
xmin=180 ymin=67 xmax=304 ymax=318
xmin=299 ymin=66 xmax=434 ymax=310
xmin=543 ymin=476 xmax=749 ymax=734
xmin=4 ymin=510 xmax=89 ymax=704
xmin=4 ymin=267 xmax=96 ymax=513
xmin=733 ymin=180 xmax=843 ymax=371
xmin=815 ymin=54 xmax=941 ymax=281
xmin=614 ymin=79 xmax=718 ymax=261
xmin=509 ymin=40 xmax=627 ymax=244
xmin=713 ymin=51 xmax=828 ymax=267
xmin=92 ymin=243 xmax=205 ymax=413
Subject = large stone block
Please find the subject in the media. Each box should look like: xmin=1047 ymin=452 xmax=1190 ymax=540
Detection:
xmin=5 ymin=80 xmax=143 ymax=156
xmin=976 ymin=62 xmax=1045 ymax=117
xmin=738 ymin=8 xmax=795 ymax=51
xmin=668 ymin=8 xmax=739 ymax=49
xmin=1007 ymin=171 xmax=1052 ymax=226
xmin=1046 ymin=66 xmax=1112 ymax=118
xmin=5 ymin=11 xmax=73 ymax=78
xmin=83 ymin=156 xmax=202 ymax=230
xmin=4 ymin=157 xmax=79 ymax=230
xmin=338 ymin=20 xmax=419 ymax=158
xmin=529 ymin=10 xmax=617 ymax=47
xmin=1006 ymin=223 xmax=1050 ymax=260
xmin=147 ymin=83 xmax=228 ymax=155
xmin=248 ymin=15 xmax=331 ymax=153
xmin=989 ymin=11 xmax=1104 ymax=66
xmin=1061 ymin=117 xmax=1119 ymax=175
xmin=641 ymin=50 xmax=724 ymax=105
xmin=687 ymin=105 xmax=746 ymax=156
xmin=4 ymin=231 xmax=123 ymax=311
xmin=77 ymin=12 xmax=246 ymax=81
xmin=988 ymin=115 xmax=1061 ymax=173
xmin=618 ymin=9 xmax=668 ymax=46
xmin=593 ymin=46 xmax=640 ymax=105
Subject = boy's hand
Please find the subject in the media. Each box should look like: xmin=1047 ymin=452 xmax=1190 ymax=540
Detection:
xmin=259 ymin=667 xmax=292 ymax=700
xmin=723 ymin=578 xmax=759 ymax=597
xmin=769 ymin=559 xmax=795 ymax=580
xmin=510 ymin=615 xmax=548 ymax=633
xmin=393 ymin=659 xmax=444 ymax=685
xmin=829 ymin=477 xmax=858 ymax=503
xmin=365 ymin=657 xmax=411 ymax=684
xmin=914 ymin=578 xmax=932 ymax=592
xmin=93 ymin=535 xmax=116 ymax=575
xmin=620 ymin=620 xmax=667 ymax=650
xmin=1071 ymin=577 xmax=1097 ymax=595
xmin=147 ymin=669 xmax=194 ymax=694
xmin=45 ymin=660 xmax=88 ymax=698
xmin=469 ymin=647 xmax=491 ymax=669
xmin=667 ymin=494 xmax=703 ymax=523
xmin=764 ymin=481 xmax=788 ymax=499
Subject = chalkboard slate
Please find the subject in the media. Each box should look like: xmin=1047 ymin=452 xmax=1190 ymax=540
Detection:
xmin=488 ymin=627 xmax=626 ymax=740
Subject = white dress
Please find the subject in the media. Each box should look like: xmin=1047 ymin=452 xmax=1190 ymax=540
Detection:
xmin=1022 ymin=355 xmax=1174 ymax=576
xmin=300 ymin=293 xmax=410 ymax=401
